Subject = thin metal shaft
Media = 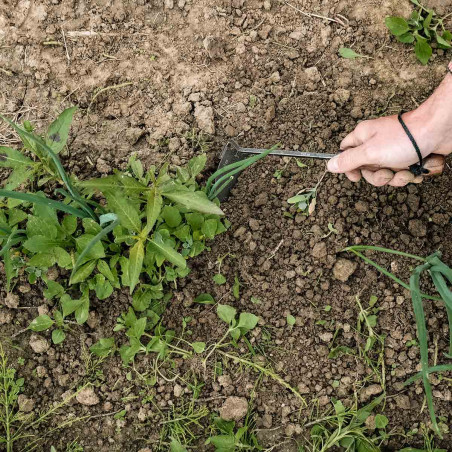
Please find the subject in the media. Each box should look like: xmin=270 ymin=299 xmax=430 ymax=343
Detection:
xmin=238 ymin=147 xmax=336 ymax=160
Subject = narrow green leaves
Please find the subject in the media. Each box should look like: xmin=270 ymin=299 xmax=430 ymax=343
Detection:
xmin=105 ymin=191 xmax=141 ymax=232
xmin=129 ymin=240 xmax=144 ymax=294
xmin=148 ymin=232 xmax=186 ymax=268
xmin=144 ymin=190 xmax=162 ymax=235
xmin=162 ymin=188 xmax=224 ymax=216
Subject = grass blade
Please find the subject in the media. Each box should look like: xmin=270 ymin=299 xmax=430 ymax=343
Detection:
xmin=344 ymin=245 xmax=425 ymax=262
xmin=0 ymin=189 xmax=89 ymax=218
xmin=410 ymin=262 xmax=440 ymax=437
xmin=0 ymin=114 xmax=96 ymax=220
xmin=430 ymin=271 xmax=452 ymax=356
xmin=405 ymin=364 xmax=452 ymax=385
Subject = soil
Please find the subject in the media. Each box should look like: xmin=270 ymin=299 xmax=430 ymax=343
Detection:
xmin=1 ymin=0 xmax=452 ymax=451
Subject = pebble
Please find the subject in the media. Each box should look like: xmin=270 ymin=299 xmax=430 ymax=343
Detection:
xmin=408 ymin=219 xmax=427 ymax=237
xmin=219 ymin=396 xmax=248 ymax=421
xmin=76 ymin=387 xmax=100 ymax=406
xmin=173 ymin=384 xmax=183 ymax=397
xmin=18 ymin=395 xmax=34 ymax=412
xmin=360 ymin=384 xmax=383 ymax=402
xmin=29 ymin=334 xmax=50 ymax=354
xmin=194 ymin=105 xmax=215 ymax=134
xmin=333 ymin=258 xmax=357 ymax=282
xmin=254 ymin=192 xmax=268 ymax=207
xmin=311 ymin=242 xmax=327 ymax=259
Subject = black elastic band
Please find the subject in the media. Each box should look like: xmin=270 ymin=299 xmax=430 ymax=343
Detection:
xmin=397 ymin=112 xmax=428 ymax=176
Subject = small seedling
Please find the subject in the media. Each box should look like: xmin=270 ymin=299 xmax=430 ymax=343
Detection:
xmin=232 ymin=275 xmax=240 ymax=299
xmin=287 ymin=171 xmax=326 ymax=216
xmin=286 ymin=314 xmax=296 ymax=326
xmin=193 ymin=293 xmax=215 ymax=305
xmin=385 ymin=0 xmax=452 ymax=65
xmin=339 ymin=47 xmax=372 ymax=59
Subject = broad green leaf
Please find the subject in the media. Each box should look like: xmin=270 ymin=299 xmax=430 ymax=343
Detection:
xmin=61 ymin=294 xmax=83 ymax=317
xmin=338 ymin=47 xmax=360 ymax=59
xmin=436 ymin=33 xmax=451 ymax=49
xmin=287 ymin=314 xmax=296 ymax=326
xmin=127 ymin=317 xmax=146 ymax=339
xmin=128 ymin=154 xmax=144 ymax=179
xmin=162 ymin=189 xmax=224 ymax=216
xmin=385 ymin=17 xmax=410 ymax=36
xmin=233 ymin=275 xmax=240 ymax=299
xmin=375 ymin=414 xmax=389 ymax=429
xmin=186 ymin=213 xmax=204 ymax=230
xmin=213 ymin=273 xmax=226 ymax=285
xmin=23 ymin=236 xmax=62 ymax=253
xmin=194 ymin=293 xmax=215 ymax=304
xmin=43 ymin=280 xmax=65 ymax=299
xmin=237 ymin=312 xmax=259 ymax=332
xmin=414 ymin=39 xmax=432 ymax=65
xmin=170 ymin=438 xmax=188 ymax=452
xmin=90 ymin=337 xmax=115 ymax=357
xmin=97 ymin=259 xmax=115 ymax=282
xmin=145 ymin=190 xmax=162 ymax=235
xmin=191 ymin=342 xmax=206 ymax=353
xmin=82 ymin=218 xmax=102 ymax=235
xmin=45 ymin=106 xmax=76 ymax=153
xmin=201 ymin=218 xmax=217 ymax=239
xmin=52 ymin=329 xmax=66 ymax=344
xmin=217 ymin=304 xmax=236 ymax=324
xmin=207 ymin=435 xmax=235 ymax=450
xmin=0 ymin=146 xmax=34 ymax=169
xmin=27 ymin=216 xmax=57 ymax=238
xmin=78 ymin=175 xmax=121 ymax=193
xmin=28 ymin=253 xmax=57 ymax=268
xmin=94 ymin=275 xmax=113 ymax=300
xmin=188 ymin=154 xmax=207 ymax=177
xmin=105 ymin=191 xmax=141 ymax=232
xmin=148 ymin=232 xmax=186 ymax=268
xmin=162 ymin=205 xmax=182 ymax=228
xmin=29 ymin=314 xmax=54 ymax=332
xmin=129 ymin=240 xmax=144 ymax=294
xmin=70 ymin=260 xmax=96 ymax=284
xmin=132 ymin=288 xmax=153 ymax=311
xmin=62 ymin=215 xmax=77 ymax=235
xmin=76 ymin=234 xmax=105 ymax=261
xmin=75 ymin=292 xmax=90 ymax=324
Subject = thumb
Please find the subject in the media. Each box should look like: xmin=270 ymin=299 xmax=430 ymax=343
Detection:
xmin=327 ymin=145 xmax=372 ymax=173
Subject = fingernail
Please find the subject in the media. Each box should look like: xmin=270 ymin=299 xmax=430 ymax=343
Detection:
xmin=327 ymin=156 xmax=339 ymax=172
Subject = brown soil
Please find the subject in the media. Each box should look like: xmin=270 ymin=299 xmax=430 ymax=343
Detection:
xmin=1 ymin=0 xmax=452 ymax=451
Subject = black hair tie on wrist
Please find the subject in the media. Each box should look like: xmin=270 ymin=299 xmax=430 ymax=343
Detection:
xmin=397 ymin=112 xmax=429 ymax=176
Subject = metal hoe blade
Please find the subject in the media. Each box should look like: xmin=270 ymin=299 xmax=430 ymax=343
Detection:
xmin=215 ymin=141 xmax=336 ymax=202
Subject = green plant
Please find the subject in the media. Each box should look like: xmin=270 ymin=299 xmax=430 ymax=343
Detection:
xmin=304 ymin=395 xmax=389 ymax=452
xmin=0 ymin=110 xmax=230 ymax=347
xmin=205 ymin=416 xmax=262 ymax=451
xmin=339 ymin=47 xmax=372 ymax=59
xmin=287 ymin=171 xmax=326 ymax=216
xmin=385 ymin=0 xmax=452 ymax=65
xmin=346 ymin=246 xmax=452 ymax=437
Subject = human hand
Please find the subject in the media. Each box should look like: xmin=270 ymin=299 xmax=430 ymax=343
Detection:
xmin=327 ymin=73 xmax=452 ymax=186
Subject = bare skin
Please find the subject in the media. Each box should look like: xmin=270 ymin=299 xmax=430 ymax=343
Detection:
xmin=327 ymin=64 xmax=452 ymax=186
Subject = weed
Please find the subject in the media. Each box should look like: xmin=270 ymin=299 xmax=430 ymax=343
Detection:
xmin=302 ymin=395 xmax=389 ymax=452
xmin=339 ymin=47 xmax=372 ymax=59
xmin=346 ymin=245 xmax=452 ymax=437
xmin=0 ymin=110 xmax=229 ymax=351
xmin=385 ymin=0 xmax=452 ymax=65
xmin=287 ymin=171 xmax=326 ymax=216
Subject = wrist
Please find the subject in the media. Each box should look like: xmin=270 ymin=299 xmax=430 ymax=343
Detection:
xmin=407 ymin=74 xmax=452 ymax=157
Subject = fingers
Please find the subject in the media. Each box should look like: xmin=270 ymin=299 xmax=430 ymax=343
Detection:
xmin=423 ymin=154 xmax=445 ymax=175
xmin=340 ymin=129 xmax=363 ymax=150
xmin=345 ymin=169 xmax=362 ymax=182
xmin=388 ymin=170 xmax=415 ymax=187
xmin=327 ymin=145 xmax=374 ymax=173
xmin=361 ymin=169 xmax=394 ymax=186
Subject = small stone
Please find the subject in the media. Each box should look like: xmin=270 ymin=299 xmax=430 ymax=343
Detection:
xmin=395 ymin=394 xmax=411 ymax=409
xmin=254 ymin=192 xmax=268 ymax=207
xmin=359 ymin=384 xmax=382 ymax=402
xmin=194 ymin=105 xmax=215 ymax=134
xmin=304 ymin=66 xmax=321 ymax=83
xmin=174 ymin=384 xmax=183 ymax=397
xmin=29 ymin=334 xmax=50 ymax=354
xmin=265 ymin=105 xmax=276 ymax=122
xmin=350 ymin=107 xmax=363 ymax=119
xmin=203 ymin=36 xmax=225 ymax=59
xmin=18 ymin=395 xmax=34 ymax=412
xmin=103 ymin=401 xmax=113 ymax=411
xmin=261 ymin=414 xmax=272 ymax=428
xmin=225 ymin=124 xmax=236 ymax=137
xmin=289 ymin=30 xmax=303 ymax=40
xmin=168 ymin=137 xmax=181 ymax=152
xmin=96 ymin=158 xmax=110 ymax=174
xmin=355 ymin=200 xmax=369 ymax=212
xmin=319 ymin=332 xmax=333 ymax=342
xmin=249 ymin=218 xmax=260 ymax=231
xmin=311 ymin=242 xmax=327 ymax=259
xmin=218 ymin=375 xmax=232 ymax=387
xmin=297 ymin=383 xmax=310 ymax=394
xmin=0 ymin=311 xmax=12 ymax=325
xmin=234 ymin=226 xmax=247 ymax=238
xmin=333 ymin=88 xmax=350 ymax=105
xmin=219 ymin=396 xmax=248 ymax=421
xmin=5 ymin=293 xmax=19 ymax=309
xmin=333 ymin=258 xmax=357 ymax=282
xmin=263 ymin=0 xmax=271 ymax=10
xmin=164 ymin=0 xmax=174 ymax=8
xmin=36 ymin=366 xmax=47 ymax=377
xmin=408 ymin=219 xmax=427 ymax=237
xmin=76 ymin=387 xmax=100 ymax=406
xmin=268 ymin=71 xmax=280 ymax=83
xmin=258 ymin=25 xmax=272 ymax=40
